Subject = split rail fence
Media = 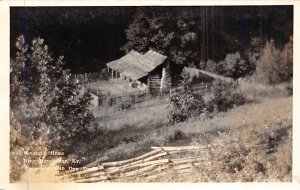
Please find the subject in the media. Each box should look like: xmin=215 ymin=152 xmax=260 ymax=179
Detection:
xmin=57 ymin=135 xmax=280 ymax=183
xmin=58 ymin=146 xmax=211 ymax=182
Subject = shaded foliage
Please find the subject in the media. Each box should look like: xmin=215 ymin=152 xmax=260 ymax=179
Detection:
xmin=122 ymin=15 xmax=200 ymax=67
xmin=200 ymin=52 xmax=252 ymax=79
xmin=208 ymin=81 xmax=246 ymax=112
xmin=10 ymin=35 xmax=96 ymax=180
xmin=167 ymin=73 xmax=206 ymax=124
xmin=11 ymin=6 xmax=293 ymax=73
xmin=254 ymin=37 xmax=293 ymax=84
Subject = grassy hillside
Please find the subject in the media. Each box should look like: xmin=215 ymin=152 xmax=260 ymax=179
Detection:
xmin=88 ymin=91 xmax=292 ymax=182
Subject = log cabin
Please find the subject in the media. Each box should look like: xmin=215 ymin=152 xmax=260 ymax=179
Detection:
xmin=106 ymin=50 xmax=170 ymax=94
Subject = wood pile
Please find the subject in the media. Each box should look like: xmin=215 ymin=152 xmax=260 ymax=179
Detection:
xmin=58 ymin=146 xmax=209 ymax=182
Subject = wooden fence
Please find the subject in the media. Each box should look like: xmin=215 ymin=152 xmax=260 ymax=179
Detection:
xmin=57 ymin=140 xmax=274 ymax=183
xmin=88 ymin=83 xmax=209 ymax=108
xmin=58 ymin=146 xmax=210 ymax=182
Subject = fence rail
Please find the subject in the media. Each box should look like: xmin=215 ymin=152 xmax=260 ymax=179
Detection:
xmin=89 ymin=83 xmax=209 ymax=108
xmin=57 ymin=146 xmax=209 ymax=182
xmin=57 ymin=141 xmax=273 ymax=182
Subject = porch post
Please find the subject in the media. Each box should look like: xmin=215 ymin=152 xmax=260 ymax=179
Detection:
xmin=116 ymin=71 xmax=118 ymax=82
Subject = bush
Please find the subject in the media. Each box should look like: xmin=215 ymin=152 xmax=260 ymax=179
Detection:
xmin=166 ymin=130 xmax=187 ymax=142
xmin=167 ymin=88 xmax=205 ymax=124
xmin=217 ymin=52 xmax=250 ymax=79
xmin=201 ymin=52 xmax=251 ymax=80
xmin=254 ymin=38 xmax=293 ymax=84
xmin=208 ymin=81 xmax=246 ymax=112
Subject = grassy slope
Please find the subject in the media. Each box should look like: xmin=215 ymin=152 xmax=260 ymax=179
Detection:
xmin=91 ymin=94 xmax=292 ymax=182
xmin=146 ymin=96 xmax=293 ymax=182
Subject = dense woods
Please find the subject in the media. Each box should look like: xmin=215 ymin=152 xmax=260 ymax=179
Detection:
xmin=11 ymin=6 xmax=293 ymax=73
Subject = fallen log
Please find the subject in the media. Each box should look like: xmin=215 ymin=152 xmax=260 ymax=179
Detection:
xmin=103 ymin=149 xmax=162 ymax=167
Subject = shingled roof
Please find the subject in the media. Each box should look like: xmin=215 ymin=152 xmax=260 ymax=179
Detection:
xmin=106 ymin=50 xmax=167 ymax=81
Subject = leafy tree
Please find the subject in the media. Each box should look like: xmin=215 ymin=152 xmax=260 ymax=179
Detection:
xmin=280 ymin=35 xmax=293 ymax=82
xmin=200 ymin=52 xmax=249 ymax=80
xmin=253 ymin=37 xmax=293 ymax=85
xmin=10 ymin=35 xmax=95 ymax=180
xmin=222 ymin=52 xmax=248 ymax=79
xmin=247 ymin=37 xmax=263 ymax=73
xmin=122 ymin=15 xmax=200 ymax=67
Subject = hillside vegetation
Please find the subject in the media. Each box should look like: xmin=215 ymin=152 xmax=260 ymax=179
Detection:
xmin=86 ymin=85 xmax=292 ymax=182
xmin=10 ymin=7 xmax=293 ymax=182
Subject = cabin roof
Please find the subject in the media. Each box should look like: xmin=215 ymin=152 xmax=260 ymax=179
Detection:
xmin=106 ymin=50 xmax=167 ymax=80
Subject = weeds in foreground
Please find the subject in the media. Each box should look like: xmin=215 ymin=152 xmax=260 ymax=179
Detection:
xmin=188 ymin=121 xmax=292 ymax=182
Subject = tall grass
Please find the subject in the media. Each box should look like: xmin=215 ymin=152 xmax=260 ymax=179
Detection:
xmin=238 ymin=79 xmax=291 ymax=100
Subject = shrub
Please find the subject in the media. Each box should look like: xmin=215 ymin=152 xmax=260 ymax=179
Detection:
xmin=201 ymin=52 xmax=251 ymax=80
xmin=167 ymin=89 xmax=205 ymax=124
xmin=254 ymin=38 xmax=293 ymax=84
xmin=165 ymin=130 xmax=187 ymax=143
xmin=118 ymin=99 xmax=132 ymax=110
xmin=208 ymin=81 xmax=246 ymax=112
xmin=168 ymin=92 xmax=204 ymax=123
xmin=217 ymin=52 xmax=249 ymax=79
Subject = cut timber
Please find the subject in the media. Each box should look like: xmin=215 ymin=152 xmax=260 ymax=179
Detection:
xmin=123 ymin=164 xmax=161 ymax=177
xmin=119 ymin=151 xmax=168 ymax=169
xmin=80 ymin=171 xmax=107 ymax=179
xmin=106 ymin=159 xmax=170 ymax=175
xmin=143 ymin=151 xmax=168 ymax=162
xmin=171 ymin=156 xmax=207 ymax=165
xmin=173 ymin=164 xmax=193 ymax=170
xmin=167 ymin=149 xmax=205 ymax=155
xmin=75 ymin=176 xmax=108 ymax=183
xmin=141 ymin=165 xmax=171 ymax=177
xmin=146 ymin=171 xmax=169 ymax=180
xmin=102 ymin=149 xmax=162 ymax=167
xmin=151 ymin=146 xmax=202 ymax=151
xmin=175 ymin=168 xmax=193 ymax=174
xmin=75 ymin=166 xmax=104 ymax=176
xmin=84 ymin=156 xmax=109 ymax=168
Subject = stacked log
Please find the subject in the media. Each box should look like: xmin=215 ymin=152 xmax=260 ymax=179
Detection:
xmin=58 ymin=146 xmax=209 ymax=182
